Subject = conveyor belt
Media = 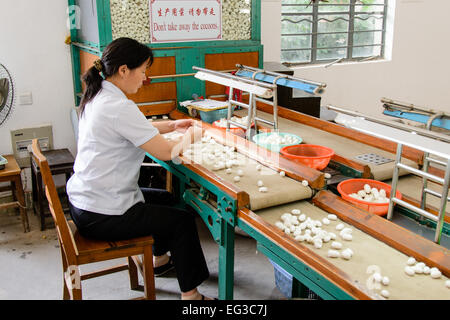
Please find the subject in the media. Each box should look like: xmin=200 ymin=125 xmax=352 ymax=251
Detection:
xmin=235 ymin=109 xmax=419 ymax=181
xmin=255 ymin=200 xmax=450 ymax=300
xmin=235 ymin=108 xmax=449 ymax=231
xmin=160 ymin=114 xmax=449 ymax=299
xmin=183 ymin=140 xmax=312 ymax=210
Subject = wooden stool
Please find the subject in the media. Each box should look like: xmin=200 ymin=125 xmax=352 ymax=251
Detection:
xmin=0 ymin=155 xmax=30 ymax=232
xmin=31 ymin=149 xmax=75 ymax=231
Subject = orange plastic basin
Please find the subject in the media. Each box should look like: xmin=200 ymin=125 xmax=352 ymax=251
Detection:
xmin=280 ymin=144 xmax=335 ymax=170
xmin=337 ymin=179 xmax=402 ymax=216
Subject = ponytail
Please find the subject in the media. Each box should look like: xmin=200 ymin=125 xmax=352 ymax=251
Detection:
xmin=79 ymin=64 xmax=104 ymax=116
xmin=78 ymin=37 xmax=154 ymax=117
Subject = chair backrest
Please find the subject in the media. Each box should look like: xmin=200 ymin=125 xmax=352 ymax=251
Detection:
xmin=30 ymin=139 xmax=79 ymax=263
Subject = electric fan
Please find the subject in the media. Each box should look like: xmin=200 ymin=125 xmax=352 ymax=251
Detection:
xmin=0 ymin=63 xmax=16 ymax=127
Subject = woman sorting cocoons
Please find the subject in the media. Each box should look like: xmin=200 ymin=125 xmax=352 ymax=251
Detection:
xmin=67 ymin=37 xmax=213 ymax=300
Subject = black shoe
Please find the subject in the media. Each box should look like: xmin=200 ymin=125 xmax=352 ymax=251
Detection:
xmin=154 ymin=256 xmax=175 ymax=277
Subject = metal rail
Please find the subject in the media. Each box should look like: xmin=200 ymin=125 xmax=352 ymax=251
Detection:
xmin=329 ymin=105 xmax=450 ymax=244
xmin=192 ymin=66 xmax=278 ymax=140
xmin=381 ymin=97 xmax=450 ymax=131
xmin=230 ymin=64 xmax=327 ymax=135
xmin=381 ymin=97 xmax=450 ymax=118
xmin=328 ymin=105 xmax=450 ymax=144
xmin=235 ymin=64 xmax=327 ymax=95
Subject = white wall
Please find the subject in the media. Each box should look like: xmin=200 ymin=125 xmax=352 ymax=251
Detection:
xmin=0 ymin=0 xmax=76 ymax=156
xmin=261 ymin=0 xmax=450 ymax=117
xmin=261 ymin=0 xmax=282 ymax=62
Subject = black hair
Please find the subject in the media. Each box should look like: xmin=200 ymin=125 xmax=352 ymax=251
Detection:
xmin=78 ymin=37 xmax=154 ymax=116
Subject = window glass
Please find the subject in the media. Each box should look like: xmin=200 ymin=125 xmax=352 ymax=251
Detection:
xmin=281 ymin=0 xmax=387 ymax=65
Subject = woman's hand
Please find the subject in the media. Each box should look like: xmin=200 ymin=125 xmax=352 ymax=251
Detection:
xmin=173 ymin=119 xmax=197 ymax=133
xmin=140 ymin=121 xmax=204 ymax=161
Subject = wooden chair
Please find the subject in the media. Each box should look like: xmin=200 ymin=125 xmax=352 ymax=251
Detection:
xmin=30 ymin=139 xmax=156 ymax=300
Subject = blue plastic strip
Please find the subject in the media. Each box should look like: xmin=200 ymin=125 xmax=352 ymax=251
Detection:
xmin=383 ymin=110 xmax=450 ymax=130
xmin=235 ymin=70 xmax=322 ymax=95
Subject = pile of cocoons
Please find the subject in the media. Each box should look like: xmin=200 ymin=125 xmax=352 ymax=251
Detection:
xmin=183 ymin=136 xmax=241 ymax=170
xmin=349 ymin=184 xmax=390 ymax=203
xmin=404 ymin=257 xmax=449 ymax=289
xmin=110 ymin=0 xmax=151 ymax=43
xmin=258 ymin=133 xmax=300 ymax=146
xmin=335 ymin=223 xmax=353 ymax=241
xmin=222 ymin=0 xmax=252 ymax=40
xmin=274 ymin=210 xmax=355 ymax=261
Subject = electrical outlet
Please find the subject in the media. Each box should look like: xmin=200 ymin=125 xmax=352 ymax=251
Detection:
xmin=19 ymin=91 xmax=33 ymax=105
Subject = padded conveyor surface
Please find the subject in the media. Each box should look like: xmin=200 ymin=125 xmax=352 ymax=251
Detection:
xmin=255 ymin=201 xmax=450 ymax=300
xmin=182 ymin=140 xmax=312 ymax=210
xmin=235 ymin=109 xmax=418 ymax=181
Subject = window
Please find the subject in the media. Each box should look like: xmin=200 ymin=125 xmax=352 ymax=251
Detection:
xmin=281 ymin=0 xmax=388 ymax=66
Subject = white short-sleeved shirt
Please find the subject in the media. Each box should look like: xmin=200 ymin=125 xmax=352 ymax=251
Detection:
xmin=67 ymin=80 xmax=159 ymax=215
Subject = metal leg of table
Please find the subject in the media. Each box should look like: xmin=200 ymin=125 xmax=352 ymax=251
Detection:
xmin=218 ymin=219 xmax=235 ymax=300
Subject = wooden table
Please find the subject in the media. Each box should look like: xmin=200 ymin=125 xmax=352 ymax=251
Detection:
xmin=0 ymin=155 xmax=29 ymax=232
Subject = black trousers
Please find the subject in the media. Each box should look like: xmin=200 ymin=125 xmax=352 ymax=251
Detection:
xmin=68 ymin=188 xmax=210 ymax=293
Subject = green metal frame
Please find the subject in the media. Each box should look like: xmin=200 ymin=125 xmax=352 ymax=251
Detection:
xmin=97 ymin=0 xmax=113 ymax=49
xmin=69 ymin=45 xmax=83 ymax=105
xmin=147 ymin=154 xmax=238 ymax=299
xmin=69 ymin=0 xmax=264 ymax=107
xmin=72 ymin=0 xmax=262 ymax=50
xmin=70 ymin=44 xmax=263 ymax=107
xmin=184 ymin=189 xmax=236 ymax=299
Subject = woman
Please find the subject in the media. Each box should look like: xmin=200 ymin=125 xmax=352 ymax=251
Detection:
xmin=67 ymin=37 xmax=212 ymax=300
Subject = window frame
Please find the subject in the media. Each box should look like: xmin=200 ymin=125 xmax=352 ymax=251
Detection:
xmin=281 ymin=0 xmax=388 ymax=66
